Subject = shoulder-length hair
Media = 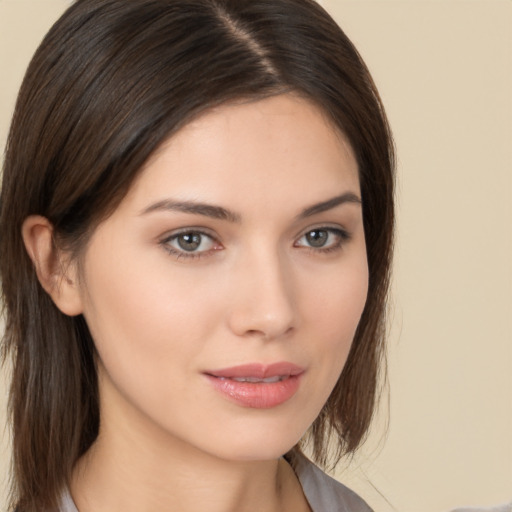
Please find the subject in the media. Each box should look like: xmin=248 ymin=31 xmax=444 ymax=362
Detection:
xmin=0 ymin=0 xmax=394 ymax=510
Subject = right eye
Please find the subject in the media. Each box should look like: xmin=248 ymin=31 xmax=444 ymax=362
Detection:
xmin=161 ymin=230 xmax=222 ymax=259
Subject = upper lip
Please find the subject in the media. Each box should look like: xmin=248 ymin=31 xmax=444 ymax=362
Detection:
xmin=204 ymin=362 xmax=304 ymax=379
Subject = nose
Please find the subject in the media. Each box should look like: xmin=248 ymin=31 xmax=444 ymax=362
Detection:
xmin=227 ymin=249 xmax=296 ymax=341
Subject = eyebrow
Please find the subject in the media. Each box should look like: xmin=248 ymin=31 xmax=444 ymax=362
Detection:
xmin=140 ymin=199 xmax=241 ymax=222
xmin=140 ymin=192 xmax=361 ymax=222
xmin=298 ymin=192 xmax=362 ymax=219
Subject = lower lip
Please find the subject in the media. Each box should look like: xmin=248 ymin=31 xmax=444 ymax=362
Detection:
xmin=205 ymin=374 xmax=302 ymax=409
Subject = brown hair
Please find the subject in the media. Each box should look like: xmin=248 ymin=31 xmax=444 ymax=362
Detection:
xmin=0 ymin=0 xmax=394 ymax=510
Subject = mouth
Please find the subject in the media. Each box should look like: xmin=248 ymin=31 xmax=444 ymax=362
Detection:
xmin=218 ymin=375 xmax=287 ymax=383
xmin=203 ymin=362 xmax=305 ymax=409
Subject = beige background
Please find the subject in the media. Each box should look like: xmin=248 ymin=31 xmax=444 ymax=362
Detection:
xmin=1 ymin=1 xmax=511 ymax=511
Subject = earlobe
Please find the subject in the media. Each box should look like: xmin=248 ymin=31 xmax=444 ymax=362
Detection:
xmin=22 ymin=215 xmax=84 ymax=316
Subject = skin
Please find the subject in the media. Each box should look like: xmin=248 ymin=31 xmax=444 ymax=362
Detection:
xmin=23 ymin=94 xmax=368 ymax=512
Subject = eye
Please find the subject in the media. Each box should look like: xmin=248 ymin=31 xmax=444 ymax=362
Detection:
xmin=295 ymin=227 xmax=350 ymax=252
xmin=161 ymin=230 xmax=221 ymax=258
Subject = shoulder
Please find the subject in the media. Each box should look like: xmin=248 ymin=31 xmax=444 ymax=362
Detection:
xmin=289 ymin=452 xmax=374 ymax=512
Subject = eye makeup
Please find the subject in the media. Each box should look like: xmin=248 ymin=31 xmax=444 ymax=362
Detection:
xmin=159 ymin=224 xmax=352 ymax=261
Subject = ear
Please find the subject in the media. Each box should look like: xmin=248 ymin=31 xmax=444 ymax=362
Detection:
xmin=22 ymin=215 xmax=84 ymax=316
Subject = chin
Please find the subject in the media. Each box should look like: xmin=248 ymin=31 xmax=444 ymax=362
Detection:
xmin=200 ymin=421 xmax=308 ymax=463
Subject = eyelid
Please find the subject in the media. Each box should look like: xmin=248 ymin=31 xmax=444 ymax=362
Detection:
xmin=294 ymin=223 xmax=351 ymax=240
xmin=160 ymin=227 xmax=223 ymax=259
xmin=161 ymin=226 xmax=218 ymax=240
xmin=294 ymin=225 xmax=351 ymax=251
xmin=158 ymin=224 xmax=351 ymax=260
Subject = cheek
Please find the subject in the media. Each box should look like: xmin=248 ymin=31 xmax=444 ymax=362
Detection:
xmin=303 ymin=253 xmax=369 ymax=375
xmin=307 ymin=257 xmax=368 ymax=334
xmin=79 ymin=254 xmax=230 ymax=439
xmin=79 ymin=244 xmax=224 ymax=389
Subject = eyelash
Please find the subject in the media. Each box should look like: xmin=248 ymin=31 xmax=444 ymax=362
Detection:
xmin=294 ymin=227 xmax=351 ymax=254
xmin=160 ymin=228 xmax=220 ymax=260
xmin=160 ymin=226 xmax=351 ymax=260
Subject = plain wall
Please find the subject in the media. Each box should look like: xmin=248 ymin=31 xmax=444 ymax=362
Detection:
xmin=1 ymin=1 xmax=511 ymax=511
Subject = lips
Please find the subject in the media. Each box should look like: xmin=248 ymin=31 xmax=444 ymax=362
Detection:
xmin=225 ymin=375 xmax=285 ymax=383
xmin=204 ymin=362 xmax=304 ymax=409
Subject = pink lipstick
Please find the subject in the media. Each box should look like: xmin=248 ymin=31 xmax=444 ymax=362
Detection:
xmin=204 ymin=362 xmax=304 ymax=409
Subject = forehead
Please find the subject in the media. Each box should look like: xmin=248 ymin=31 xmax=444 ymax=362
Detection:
xmin=122 ymin=94 xmax=360 ymax=216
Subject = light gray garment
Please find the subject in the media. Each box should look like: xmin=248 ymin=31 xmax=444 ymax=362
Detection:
xmin=291 ymin=453 xmax=374 ymax=512
xmin=59 ymin=490 xmax=77 ymax=512
xmin=59 ymin=454 xmax=373 ymax=512
xmin=450 ymin=504 xmax=512 ymax=512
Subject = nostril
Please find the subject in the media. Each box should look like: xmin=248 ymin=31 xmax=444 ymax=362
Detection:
xmin=243 ymin=325 xmax=294 ymax=341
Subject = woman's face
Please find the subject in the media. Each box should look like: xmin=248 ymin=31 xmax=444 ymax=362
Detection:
xmin=76 ymin=94 xmax=368 ymax=461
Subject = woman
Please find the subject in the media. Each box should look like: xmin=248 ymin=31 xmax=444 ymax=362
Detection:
xmin=0 ymin=0 xmax=394 ymax=511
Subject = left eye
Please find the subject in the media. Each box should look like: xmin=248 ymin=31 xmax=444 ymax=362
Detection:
xmin=165 ymin=231 xmax=217 ymax=253
xmin=295 ymin=228 xmax=348 ymax=250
